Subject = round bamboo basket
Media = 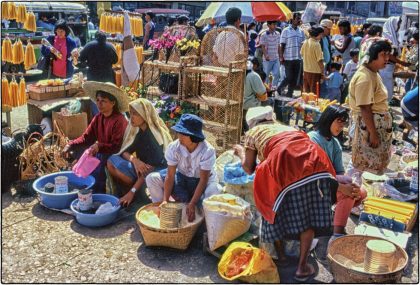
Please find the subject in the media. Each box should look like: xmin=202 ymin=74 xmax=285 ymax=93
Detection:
xmin=327 ymin=235 xmax=408 ymax=283
xmin=136 ymin=203 xmax=204 ymax=250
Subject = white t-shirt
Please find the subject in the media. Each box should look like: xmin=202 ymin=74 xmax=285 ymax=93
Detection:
xmin=343 ymin=60 xmax=358 ymax=81
xmin=165 ymin=139 xmax=217 ymax=182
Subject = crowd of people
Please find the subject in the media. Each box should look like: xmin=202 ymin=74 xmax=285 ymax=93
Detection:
xmin=34 ymin=7 xmax=418 ymax=281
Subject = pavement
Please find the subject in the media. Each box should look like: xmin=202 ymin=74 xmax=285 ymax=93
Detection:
xmin=1 ymin=94 xmax=418 ymax=283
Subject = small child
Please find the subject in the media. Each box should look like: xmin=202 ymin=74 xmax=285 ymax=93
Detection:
xmin=145 ymin=114 xmax=221 ymax=222
xmin=248 ymin=32 xmax=258 ymax=56
xmin=341 ymin=49 xmax=359 ymax=103
xmin=325 ymin=62 xmax=344 ymax=102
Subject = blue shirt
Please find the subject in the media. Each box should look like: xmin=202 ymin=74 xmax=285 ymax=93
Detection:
xmin=327 ymin=71 xmax=343 ymax=89
xmin=321 ymin=37 xmax=331 ymax=64
xmin=401 ymin=86 xmax=419 ymax=121
xmin=248 ymin=39 xmax=256 ymax=56
xmin=308 ymin=130 xmax=344 ymax=174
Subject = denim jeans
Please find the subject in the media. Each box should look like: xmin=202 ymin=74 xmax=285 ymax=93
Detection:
xmin=263 ymin=59 xmax=280 ymax=87
xmin=278 ymin=59 xmax=302 ymax=97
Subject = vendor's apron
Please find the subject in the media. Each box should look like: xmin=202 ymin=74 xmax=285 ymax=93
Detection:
xmin=352 ymin=112 xmax=393 ymax=175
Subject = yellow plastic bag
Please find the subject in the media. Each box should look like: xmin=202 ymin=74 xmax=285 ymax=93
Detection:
xmin=218 ymin=242 xmax=280 ymax=283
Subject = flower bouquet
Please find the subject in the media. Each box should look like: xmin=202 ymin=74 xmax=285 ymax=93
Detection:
xmin=175 ymin=38 xmax=201 ymax=56
xmin=152 ymin=95 xmax=198 ymax=127
xmin=149 ymin=32 xmax=183 ymax=63
xmin=121 ymin=84 xmax=148 ymax=102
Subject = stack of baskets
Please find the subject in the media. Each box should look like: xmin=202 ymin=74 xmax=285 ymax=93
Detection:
xmin=136 ymin=203 xmax=204 ymax=250
xmin=160 ymin=202 xmax=183 ymax=229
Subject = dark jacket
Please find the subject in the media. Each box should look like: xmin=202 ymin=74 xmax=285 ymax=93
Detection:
xmin=79 ymin=40 xmax=118 ymax=83
xmin=41 ymin=35 xmax=77 ymax=78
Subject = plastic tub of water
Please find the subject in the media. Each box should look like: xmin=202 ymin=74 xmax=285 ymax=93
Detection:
xmin=33 ymin=171 xmax=95 ymax=209
xmin=70 ymin=194 xmax=121 ymax=227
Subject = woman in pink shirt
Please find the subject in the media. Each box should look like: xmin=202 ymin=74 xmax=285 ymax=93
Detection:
xmin=40 ymin=20 xmax=77 ymax=78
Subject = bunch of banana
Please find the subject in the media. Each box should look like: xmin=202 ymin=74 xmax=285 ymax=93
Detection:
xmin=16 ymin=4 xmax=27 ymax=23
xmin=12 ymin=39 xmax=25 ymax=64
xmin=135 ymin=45 xmax=144 ymax=64
xmin=18 ymin=76 xmax=27 ymax=106
xmin=8 ymin=2 xmax=17 ymax=20
xmin=23 ymin=12 xmax=37 ymax=32
xmin=130 ymin=17 xmax=143 ymax=37
xmin=112 ymin=43 xmax=122 ymax=68
xmin=9 ymin=76 xmax=19 ymax=107
xmin=2 ymin=74 xmax=11 ymax=106
xmin=24 ymin=40 xmax=36 ymax=70
xmin=2 ymin=2 xmax=10 ymax=20
xmin=2 ymin=37 xmax=13 ymax=63
xmin=99 ymin=13 xmax=143 ymax=36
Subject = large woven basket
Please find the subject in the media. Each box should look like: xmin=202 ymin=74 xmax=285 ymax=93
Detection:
xmin=136 ymin=203 xmax=204 ymax=250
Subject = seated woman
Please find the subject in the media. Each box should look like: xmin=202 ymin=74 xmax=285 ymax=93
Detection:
xmin=107 ymin=98 xmax=173 ymax=207
xmin=234 ymin=106 xmax=337 ymax=282
xmin=308 ymin=105 xmax=367 ymax=241
xmin=63 ymin=82 xmax=128 ymax=193
xmin=146 ymin=114 xmax=221 ymax=222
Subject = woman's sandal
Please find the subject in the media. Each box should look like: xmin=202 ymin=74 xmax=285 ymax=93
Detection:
xmin=293 ymin=264 xmax=316 ymax=282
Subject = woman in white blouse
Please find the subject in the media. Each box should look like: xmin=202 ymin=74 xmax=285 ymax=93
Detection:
xmin=146 ymin=114 xmax=221 ymax=222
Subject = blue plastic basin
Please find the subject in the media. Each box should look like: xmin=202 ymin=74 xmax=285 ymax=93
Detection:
xmin=70 ymin=194 xmax=121 ymax=227
xmin=33 ymin=171 xmax=95 ymax=209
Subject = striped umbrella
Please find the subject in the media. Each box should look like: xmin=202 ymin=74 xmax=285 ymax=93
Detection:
xmin=196 ymin=2 xmax=292 ymax=27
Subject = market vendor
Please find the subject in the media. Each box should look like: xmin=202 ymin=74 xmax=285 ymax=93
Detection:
xmin=308 ymin=105 xmax=367 ymax=242
xmin=348 ymin=38 xmax=393 ymax=175
xmin=107 ymin=98 xmax=173 ymax=207
xmin=62 ymin=81 xmax=128 ymax=193
xmin=40 ymin=20 xmax=77 ymax=79
xmin=145 ymin=114 xmax=221 ymax=222
xmin=233 ymin=106 xmax=337 ymax=282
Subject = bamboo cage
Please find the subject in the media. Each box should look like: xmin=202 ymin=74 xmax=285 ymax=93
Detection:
xmin=141 ymin=25 xmax=198 ymax=100
xmin=180 ymin=27 xmax=247 ymax=154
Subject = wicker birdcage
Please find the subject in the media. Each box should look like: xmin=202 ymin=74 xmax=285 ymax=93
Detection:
xmin=181 ymin=27 xmax=248 ymax=154
xmin=140 ymin=25 xmax=199 ymax=100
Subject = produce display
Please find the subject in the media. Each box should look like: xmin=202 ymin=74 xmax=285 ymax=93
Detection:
xmin=99 ymin=13 xmax=143 ymax=37
xmin=16 ymin=4 xmax=27 ymax=23
xmin=225 ymin=249 xmax=253 ymax=278
xmin=24 ymin=40 xmax=36 ymax=70
xmin=2 ymin=37 xmax=13 ymax=63
xmin=2 ymin=74 xmax=10 ymax=106
xmin=12 ymin=39 xmax=25 ymax=64
xmin=23 ymin=11 xmax=37 ymax=32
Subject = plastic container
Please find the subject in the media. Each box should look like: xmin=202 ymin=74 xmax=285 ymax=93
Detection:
xmin=70 ymin=194 xmax=120 ymax=227
xmin=33 ymin=171 xmax=95 ymax=209
xmin=72 ymin=149 xmax=100 ymax=178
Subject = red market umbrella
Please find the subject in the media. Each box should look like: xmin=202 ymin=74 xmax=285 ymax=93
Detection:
xmin=251 ymin=2 xmax=292 ymax=22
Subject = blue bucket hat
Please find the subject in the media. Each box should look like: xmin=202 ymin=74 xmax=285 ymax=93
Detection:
xmin=171 ymin=114 xmax=205 ymax=140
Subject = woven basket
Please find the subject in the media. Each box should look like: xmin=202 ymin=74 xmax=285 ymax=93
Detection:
xmin=160 ymin=202 xmax=183 ymax=229
xmin=136 ymin=203 xmax=204 ymax=250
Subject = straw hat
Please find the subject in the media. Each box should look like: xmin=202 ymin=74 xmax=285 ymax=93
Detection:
xmin=83 ymin=81 xmax=129 ymax=113
xmin=320 ymin=19 xmax=333 ymax=30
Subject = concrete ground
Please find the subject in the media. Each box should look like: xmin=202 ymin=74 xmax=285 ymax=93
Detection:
xmin=1 ymin=95 xmax=418 ymax=283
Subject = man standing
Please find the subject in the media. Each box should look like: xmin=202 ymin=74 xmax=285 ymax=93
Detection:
xmin=277 ymin=13 xmax=305 ymax=97
xmin=319 ymin=19 xmax=333 ymax=98
xmin=260 ymin=21 xmax=281 ymax=88
xmin=143 ymin=11 xmax=155 ymax=49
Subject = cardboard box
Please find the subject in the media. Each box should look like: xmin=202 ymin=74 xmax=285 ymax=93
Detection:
xmin=52 ymin=111 xmax=88 ymax=140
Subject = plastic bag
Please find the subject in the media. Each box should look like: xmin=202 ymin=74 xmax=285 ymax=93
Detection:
xmin=72 ymin=149 xmax=100 ymax=178
xmin=384 ymin=179 xmax=418 ymax=201
xmin=224 ymin=162 xmax=255 ymax=185
xmin=301 ymin=2 xmax=327 ymax=24
xmin=215 ymin=150 xmax=240 ymax=184
xmin=95 ymin=202 xmax=115 ymax=215
xmin=218 ymin=242 xmax=280 ymax=283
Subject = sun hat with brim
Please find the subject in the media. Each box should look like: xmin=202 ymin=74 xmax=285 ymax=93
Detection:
xmin=83 ymin=81 xmax=129 ymax=113
xmin=171 ymin=114 xmax=205 ymax=140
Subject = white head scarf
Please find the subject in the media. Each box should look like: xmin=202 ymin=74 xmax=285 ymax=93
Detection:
xmin=382 ymin=16 xmax=400 ymax=50
xmin=246 ymin=106 xmax=276 ymax=129
xmin=117 ymin=98 xmax=173 ymax=155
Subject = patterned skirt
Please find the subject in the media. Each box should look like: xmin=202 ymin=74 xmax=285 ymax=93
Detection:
xmin=261 ymin=178 xmax=334 ymax=242
xmin=351 ymin=112 xmax=393 ymax=175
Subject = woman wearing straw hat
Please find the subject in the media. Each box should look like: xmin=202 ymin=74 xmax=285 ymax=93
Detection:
xmin=63 ymin=81 xmax=129 ymax=193
xmin=233 ymin=106 xmax=337 ymax=282
xmin=107 ymin=98 xmax=173 ymax=207
xmin=145 ymin=114 xmax=221 ymax=222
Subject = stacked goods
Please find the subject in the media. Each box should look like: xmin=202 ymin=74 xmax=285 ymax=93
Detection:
xmin=16 ymin=4 xmax=27 ymax=23
xmin=8 ymin=2 xmax=17 ymax=20
xmin=112 ymin=43 xmax=122 ymax=67
xmin=12 ymin=39 xmax=25 ymax=64
xmin=99 ymin=13 xmax=143 ymax=36
xmin=23 ymin=12 xmax=37 ymax=32
xmin=24 ymin=40 xmax=36 ymax=70
xmin=2 ymin=74 xmax=11 ymax=106
xmin=203 ymin=194 xmax=252 ymax=251
xmin=18 ymin=76 xmax=27 ymax=106
xmin=2 ymin=37 xmax=13 ymax=63
xmin=134 ymin=45 xmax=143 ymax=64
xmin=9 ymin=76 xmax=19 ymax=107
xmin=363 ymin=197 xmax=417 ymax=231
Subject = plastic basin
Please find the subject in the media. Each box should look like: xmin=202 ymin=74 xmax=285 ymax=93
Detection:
xmin=70 ymin=194 xmax=120 ymax=227
xmin=33 ymin=171 xmax=95 ymax=209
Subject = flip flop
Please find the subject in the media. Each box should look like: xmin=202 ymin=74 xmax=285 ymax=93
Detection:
xmin=294 ymin=264 xmax=316 ymax=282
